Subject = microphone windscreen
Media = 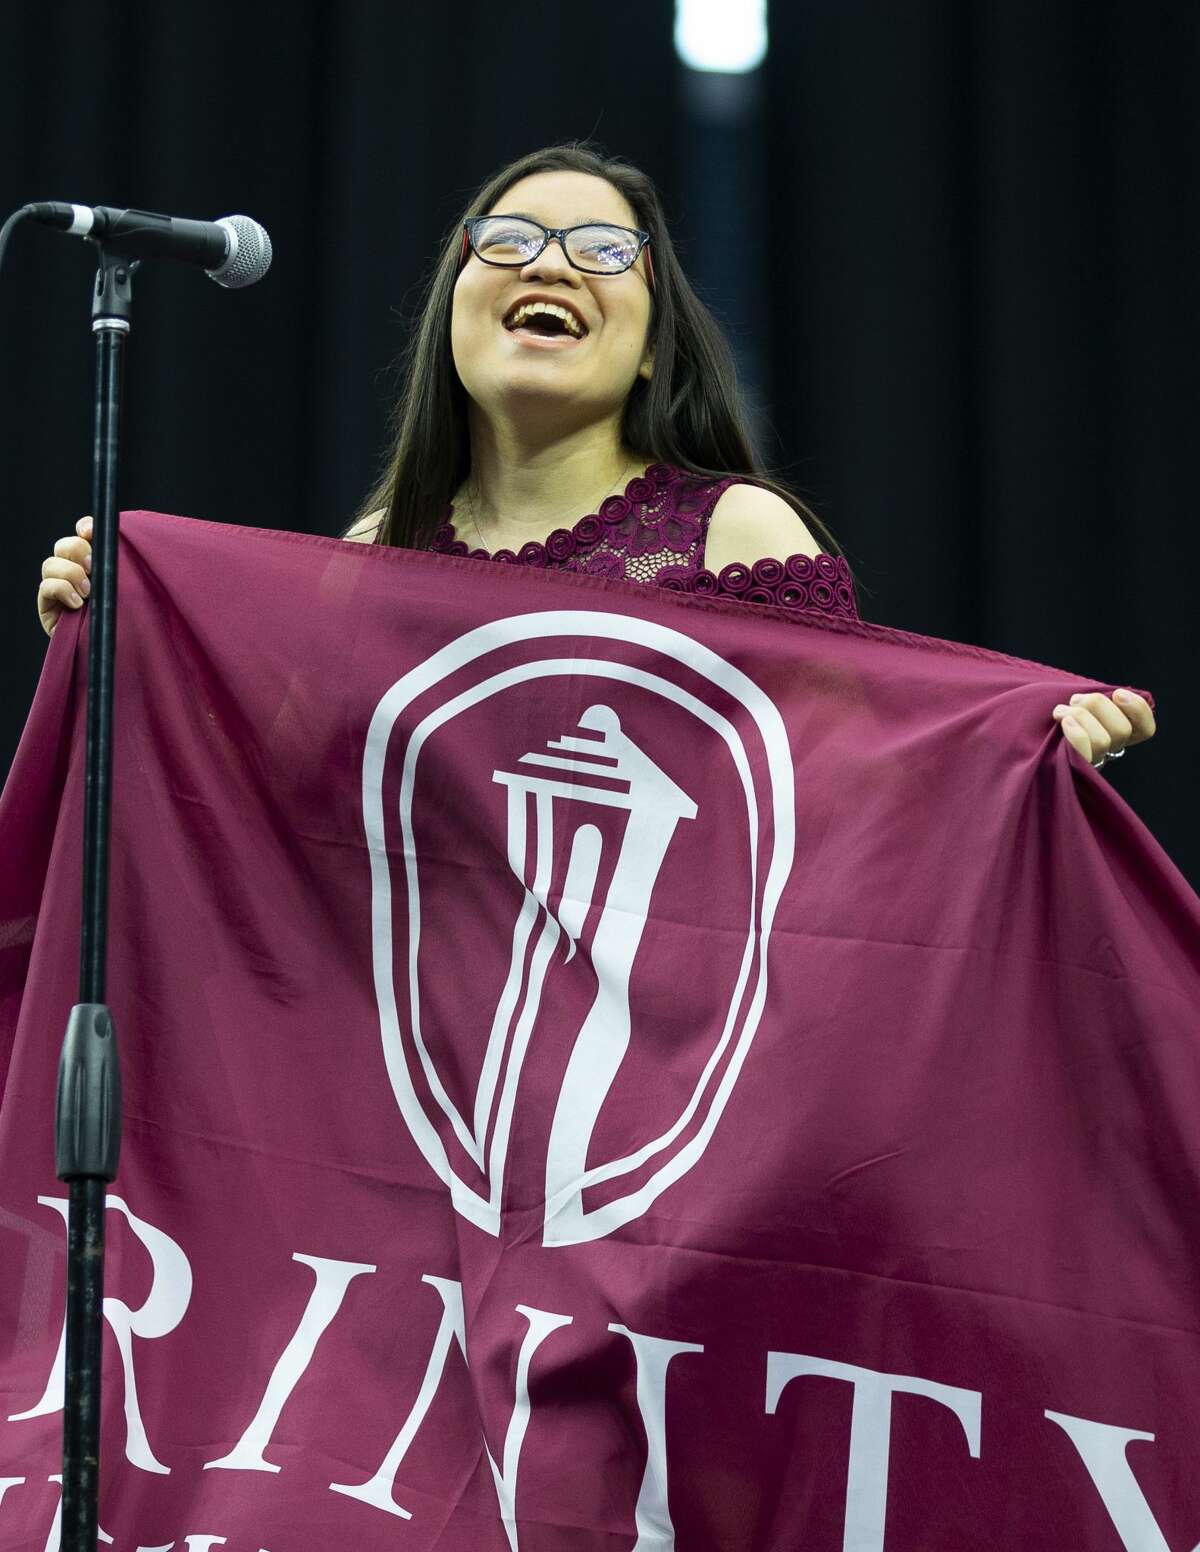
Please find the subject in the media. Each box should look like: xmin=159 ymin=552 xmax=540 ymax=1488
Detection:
xmin=211 ymin=215 xmax=273 ymax=289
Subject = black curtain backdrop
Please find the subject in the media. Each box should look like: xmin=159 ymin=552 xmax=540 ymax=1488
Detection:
xmin=2 ymin=1 xmax=1195 ymax=886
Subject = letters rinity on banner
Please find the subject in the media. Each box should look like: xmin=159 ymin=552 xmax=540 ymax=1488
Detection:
xmin=0 ymin=511 xmax=1196 ymax=1551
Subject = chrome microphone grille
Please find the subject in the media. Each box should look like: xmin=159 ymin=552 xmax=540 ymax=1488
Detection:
xmin=210 ymin=215 xmax=273 ymax=289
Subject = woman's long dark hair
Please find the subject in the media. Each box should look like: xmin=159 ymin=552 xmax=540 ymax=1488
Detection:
xmin=350 ymin=140 xmax=862 ymax=614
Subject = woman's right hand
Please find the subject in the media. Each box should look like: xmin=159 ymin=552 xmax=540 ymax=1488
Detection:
xmin=38 ymin=516 xmax=93 ymax=638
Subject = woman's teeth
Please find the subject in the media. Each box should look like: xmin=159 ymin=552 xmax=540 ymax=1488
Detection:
xmin=503 ymin=302 xmax=586 ymax=338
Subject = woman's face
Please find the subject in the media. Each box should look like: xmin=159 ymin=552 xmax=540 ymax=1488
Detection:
xmin=451 ymin=170 xmax=654 ymax=435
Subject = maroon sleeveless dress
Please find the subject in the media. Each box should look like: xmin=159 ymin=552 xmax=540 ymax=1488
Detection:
xmin=429 ymin=461 xmax=859 ymax=621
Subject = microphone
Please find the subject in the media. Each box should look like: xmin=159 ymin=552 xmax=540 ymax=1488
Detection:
xmin=23 ymin=203 xmax=272 ymax=289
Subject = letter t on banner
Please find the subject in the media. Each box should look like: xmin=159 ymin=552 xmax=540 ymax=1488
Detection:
xmin=766 ymin=1352 xmax=982 ymax=1551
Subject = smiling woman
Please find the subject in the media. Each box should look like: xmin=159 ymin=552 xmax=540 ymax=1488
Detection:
xmin=30 ymin=142 xmax=1156 ymax=777
xmin=341 ymin=140 xmax=864 ymax=621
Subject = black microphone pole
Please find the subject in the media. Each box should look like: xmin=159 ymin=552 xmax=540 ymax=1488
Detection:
xmin=52 ymin=247 xmax=132 ymax=1552
xmin=0 ymin=198 xmax=272 ymax=1548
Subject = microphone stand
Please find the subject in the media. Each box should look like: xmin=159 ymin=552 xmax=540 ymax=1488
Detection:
xmin=52 ymin=247 xmax=136 ymax=1552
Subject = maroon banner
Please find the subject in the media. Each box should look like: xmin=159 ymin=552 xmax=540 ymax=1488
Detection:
xmin=0 ymin=510 xmax=1196 ymax=1551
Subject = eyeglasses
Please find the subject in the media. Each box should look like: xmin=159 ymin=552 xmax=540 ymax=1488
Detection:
xmin=459 ymin=215 xmax=654 ymax=289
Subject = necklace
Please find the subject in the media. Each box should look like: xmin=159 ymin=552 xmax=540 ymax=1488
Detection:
xmin=459 ymin=459 xmax=639 ymax=553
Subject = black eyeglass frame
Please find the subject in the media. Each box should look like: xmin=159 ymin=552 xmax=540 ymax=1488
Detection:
xmin=458 ymin=216 xmax=654 ymax=290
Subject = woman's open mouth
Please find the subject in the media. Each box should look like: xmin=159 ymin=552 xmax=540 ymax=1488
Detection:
xmin=501 ymin=300 xmax=589 ymax=348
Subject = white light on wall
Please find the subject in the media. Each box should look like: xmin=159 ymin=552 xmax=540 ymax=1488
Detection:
xmin=675 ymin=0 xmax=768 ymax=73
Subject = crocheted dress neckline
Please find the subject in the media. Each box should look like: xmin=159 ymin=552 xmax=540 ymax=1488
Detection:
xmin=429 ymin=460 xmax=859 ymax=619
xmin=437 ymin=460 xmax=670 ymax=563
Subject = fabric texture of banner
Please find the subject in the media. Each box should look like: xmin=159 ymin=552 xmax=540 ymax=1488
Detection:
xmin=0 ymin=510 xmax=1196 ymax=1551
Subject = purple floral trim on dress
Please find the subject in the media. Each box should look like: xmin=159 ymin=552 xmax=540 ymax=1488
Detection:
xmin=429 ymin=462 xmax=858 ymax=620
xmin=658 ymin=551 xmax=857 ymax=618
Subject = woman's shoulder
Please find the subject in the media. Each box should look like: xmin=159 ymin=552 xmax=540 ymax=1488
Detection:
xmin=703 ymin=479 xmax=824 ymax=575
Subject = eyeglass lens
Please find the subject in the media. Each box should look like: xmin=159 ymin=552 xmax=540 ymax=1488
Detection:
xmin=471 ymin=217 xmax=639 ymax=273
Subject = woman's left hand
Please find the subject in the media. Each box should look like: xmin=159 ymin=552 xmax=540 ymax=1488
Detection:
xmin=1051 ymin=689 xmax=1157 ymax=767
